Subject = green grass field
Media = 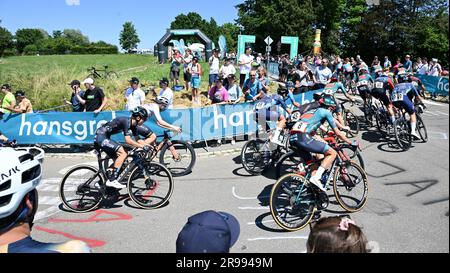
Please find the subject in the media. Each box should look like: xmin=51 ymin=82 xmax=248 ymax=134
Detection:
xmin=0 ymin=54 xmax=222 ymax=111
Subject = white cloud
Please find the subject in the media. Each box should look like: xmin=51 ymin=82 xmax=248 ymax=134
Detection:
xmin=66 ymin=0 xmax=80 ymax=6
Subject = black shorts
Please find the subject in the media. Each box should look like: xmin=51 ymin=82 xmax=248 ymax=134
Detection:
xmin=184 ymin=71 xmax=192 ymax=82
xmin=371 ymin=89 xmax=391 ymax=106
xmin=137 ymin=125 xmax=154 ymax=139
xmin=240 ymin=74 xmax=247 ymax=86
xmin=170 ymin=69 xmax=180 ymax=80
xmin=290 ymin=133 xmax=330 ymax=162
xmin=358 ymin=86 xmax=371 ymax=100
xmin=94 ymin=133 xmax=122 ymax=160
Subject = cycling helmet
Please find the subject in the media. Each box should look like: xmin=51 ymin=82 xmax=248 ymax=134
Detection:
xmin=320 ymin=95 xmax=337 ymax=108
xmin=277 ymin=87 xmax=289 ymax=97
xmin=286 ymin=81 xmax=295 ymax=89
xmin=0 ymin=149 xmax=42 ymax=222
xmin=359 ymin=65 xmax=369 ymax=74
xmin=313 ymin=92 xmax=324 ymax=101
xmin=154 ymin=96 xmax=170 ymax=107
xmin=330 ymin=77 xmax=338 ymax=83
xmin=131 ymin=106 xmax=149 ymax=120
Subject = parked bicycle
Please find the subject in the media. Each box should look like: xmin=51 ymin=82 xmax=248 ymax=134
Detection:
xmin=59 ymin=146 xmax=174 ymax=213
xmin=87 ymin=66 xmax=119 ymax=80
xmin=270 ymin=136 xmax=368 ymax=231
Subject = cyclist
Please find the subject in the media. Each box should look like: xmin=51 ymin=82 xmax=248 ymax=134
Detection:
xmin=321 ymin=78 xmax=357 ymax=131
xmin=136 ymin=96 xmax=182 ymax=151
xmin=0 ymin=130 xmax=16 ymax=147
xmin=94 ymin=106 xmax=152 ymax=189
xmin=407 ymin=73 xmax=427 ymax=98
xmin=372 ymin=67 xmax=396 ymax=125
xmin=0 ymin=149 xmax=91 ymax=253
xmin=253 ymin=86 xmax=294 ymax=164
xmin=392 ymin=73 xmax=425 ymax=139
xmin=355 ymin=65 xmax=374 ymax=121
xmin=289 ymin=95 xmax=358 ymax=192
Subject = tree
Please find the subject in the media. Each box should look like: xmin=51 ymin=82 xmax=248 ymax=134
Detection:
xmin=15 ymin=28 xmax=48 ymax=53
xmin=0 ymin=27 xmax=13 ymax=57
xmin=119 ymin=22 xmax=140 ymax=53
xmin=62 ymin=29 xmax=89 ymax=45
xmin=220 ymin=23 xmax=240 ymax=51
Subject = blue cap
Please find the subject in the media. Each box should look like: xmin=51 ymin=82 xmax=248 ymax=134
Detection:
xmin=176 ymin=211 xmax=240 ymax=253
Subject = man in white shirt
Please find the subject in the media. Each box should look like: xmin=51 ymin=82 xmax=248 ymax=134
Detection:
xmin=418 ymin=57 xmax=429 ymax=75
xmin=219 ymin=58 xmax=236 ymax=86
xmin=159 ymin=78 xmax=174 ymax=109
xmin=238 ymin=46 xmax=254 ymax=88
xmin=125 ymin=77 xmax=146 ymax=111
xmin=428 ymin=58 xmax=442 ymax=77
xmin=208 ymin=49 xmax=221 ymax=91
xmin=313 ymin=58 xmax=333 ymax=90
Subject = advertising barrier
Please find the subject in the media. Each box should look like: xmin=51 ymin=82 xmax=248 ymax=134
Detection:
xmin=0 ymin=92 xmax=317 ymax=145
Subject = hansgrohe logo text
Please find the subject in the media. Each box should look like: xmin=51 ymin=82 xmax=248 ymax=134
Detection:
xmin=437 ymin=78 xmax=449 ymax=93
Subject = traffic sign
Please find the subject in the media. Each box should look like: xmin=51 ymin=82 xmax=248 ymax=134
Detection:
xmin=266 ymin=46 xmax=272 ymax=52
xmin=264 ymin=36 xmax=273 ymax=45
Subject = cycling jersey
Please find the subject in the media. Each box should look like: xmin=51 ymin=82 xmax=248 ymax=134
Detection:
xmin=290 ymin=108 xmax=337 ymax=135
xmin=95 ymin=117 xmax=139 ymax=159
xmin=391 ymin=83 xmax=418 ymax=115
xmin=356 ymin=74 xmax=374 ymax=100
xmin=253 ymin=94 xmax=291 ymax=122
xmin=143 ymin=104 xmax=163 ymax=122
xmin=322 ymin=82 xmax=347 ymax=96
xmin=343 ymin=63 xmax=353 ymax=73
xmin=0 ymin=237 xmax=91 ymax=253
xmin=372 ymin=75 xmax=395 ymax=106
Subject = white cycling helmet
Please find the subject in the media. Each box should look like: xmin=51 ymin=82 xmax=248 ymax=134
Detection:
xmin=0 ymin=148 xmax=42 ymax=219
xmin=154 ymin=96 xmax=170 ymax=107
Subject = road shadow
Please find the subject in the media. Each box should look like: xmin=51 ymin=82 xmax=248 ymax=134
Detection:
xmin=254 ymin=212 xmax=291 ymax=233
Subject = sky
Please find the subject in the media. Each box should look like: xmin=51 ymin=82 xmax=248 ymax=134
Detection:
xmin=0 ymin=0 xmax=243 ymax=50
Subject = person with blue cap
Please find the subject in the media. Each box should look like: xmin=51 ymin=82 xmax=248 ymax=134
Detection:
xmin=176 ymin=210 xmax=240 ymax=253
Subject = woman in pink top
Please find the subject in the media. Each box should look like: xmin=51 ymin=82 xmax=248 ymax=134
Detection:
xmin=208 ymin=77 xmax=230 ymax=105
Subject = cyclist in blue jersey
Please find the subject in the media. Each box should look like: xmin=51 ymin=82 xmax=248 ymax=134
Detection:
xmin=392 ymin=74 xmax=425 ymax=139
xmin=355 ymin=65 xmax=374 ymax=121
xmin=289 ymin=95 xmax=358 ymax=192
xmin=372 ymin=67 xmax=397 ymax=124
xmin=0 ymin=149 xmax=91 ymax=253
xmin=321 ymin=79 xmax=357 ymax=130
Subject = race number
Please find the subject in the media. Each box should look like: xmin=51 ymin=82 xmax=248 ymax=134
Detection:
xmin=375 ymin=82 xmax=384 ymax=89
xmin=357 ymin=80 xmax=368 ymax=87
xmin=392 ymin=93 xmax=404 ymax=102
xmin=323 ymin=89 xmax=334 ymax=95
xmin=292 ymin=122 xmax=308 ymax=133
xmin=290 ymin=112 xmax=301 ymax=122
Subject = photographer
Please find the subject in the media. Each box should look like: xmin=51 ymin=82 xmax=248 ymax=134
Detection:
xmin=69 ymin=80 xmax=85 ymax=112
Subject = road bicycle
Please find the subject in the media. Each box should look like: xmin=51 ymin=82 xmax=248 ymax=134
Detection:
xmin=270 ymin=135 xmax=368 ymax=231
xmin=87 ymin=66 xmax=119 ymax=80
xmin=337 ymin=99 xmax=360 ymax=138
xmin=393 ymin=103 xmax=428 ymax=151
xmin=59 ymin=147 xmax=174 ymax=213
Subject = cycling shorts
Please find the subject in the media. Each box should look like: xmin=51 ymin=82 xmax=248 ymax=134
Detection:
xmin=137 ymin=125 xmax=154 ymax=139
xmin=371 ymin=89 xmax=391 ymax=106
xmin=289 ymin=133 xmax=330 ymax=162
xmin=358 ymin=86 xmax=371 ymax=100
xmin=393 ymin=95 xmax=415 ymax=115
xmin=94 ymin=130 xmax=122 ymax=159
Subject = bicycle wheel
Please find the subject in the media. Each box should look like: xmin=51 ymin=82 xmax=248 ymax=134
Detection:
xmin=344 ymin=110 xmax=360 ymax=137
xmin=270 ymin=174 xmax=316 ymax=231
xmin=333 ymin=161 xmax=368 ymax=212
xmin=159 ymin=141 xmax=196 ymax=177
xmin=416 ymin=115 xmax=428 ymax=143
xmin=127 ymin=161 xmax=174 ymax=209
xmin=241 ymin=139 xmax=267 ymax=176
xmin=275 ymin=151 xmax=305 ymax=179
xmin=375 ymin=110 xmax=389 ymax=135
xmin=106 ymin=72 xmax=119 ymax=80
xmin=339 ymin=146 xmax=365 ymax=170
xmin=394 ymin=118 xmax=412 ymax=151
xmin=59 ymin=165 xmax=104 ymax=213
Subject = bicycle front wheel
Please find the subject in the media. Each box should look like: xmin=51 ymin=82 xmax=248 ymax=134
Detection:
xmin=344 ymin=110 xmax=360 ymax=138
xmin=159 ymin=141 xmax=196 ymax=177
xmin=59 ymin=165 xmax=104 ymax=213
xmin=416 ymin=115 xmax=428 ymax=143
xmin=241 ymin=139 xmax=266 ymax=176
xmin=127 ymin=162 xmax=174 ymax=209
xmin=394 ymin=118 xmax=412 ymax=151
xmin=270 ymin=174 xmax=316 ymax=231
xmin=333 ymin=162 xmax=368 ymax=212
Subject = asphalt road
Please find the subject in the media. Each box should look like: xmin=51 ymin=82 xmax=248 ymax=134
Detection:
xmin=31 ymin=100 xmax=449 ymax=253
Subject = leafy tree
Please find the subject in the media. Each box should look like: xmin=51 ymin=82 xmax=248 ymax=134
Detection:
xmin=0 ymin=26 xmax=14 ymax=57
xmin=15 ymin=28 xmax=48 ymax=53
xmin=62 ymin=29 xmax=89 ymax=45
xmin=119 ymin=22 xmax=140 ymax=53
xmin=220 ymin=23 xmax=240 ymax=51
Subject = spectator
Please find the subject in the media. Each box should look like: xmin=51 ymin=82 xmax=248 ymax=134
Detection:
xmin=219 ymin=58 xmax=236 ymax=87
xmin=68 ymin=80 xmax=85 ymax=112
xmin=297 ymin=61 xmax=312 ymax=94
xmin=225 ymin=74 xmax=242 ymax=105
xmin=404 ymin=55 xmax=413 ymax=73
xmin=0 ymin=84 xmax=16 ymax=114
xmin=124 ymin=77 xmax=146 ymax=111
xmin=159 ymin=78 xmax=174 ymax=110
xmin=183 ymin=48 xmax=194 ymax=91
xmin=313 ymin=58 xmax=333 ymax=90
xmin=208 ymin=49 xmax=221 ymax=91
xmin=383 ymin=56 xmax=392 ymax=71
xmin=238 ymin=46 xmax=254 ymax=88
xmin=12 ymin=91 xmax=33 ymax=114
xmin=413 ymin=57 xmax=423 ymax=73
xmin=189 ymin=56 xmax=202 ymax=104
xmin=286 ymin=65 xmax=301 ymax=88
xmin=0 ymin=149 xmax=91 ymax=253
xmin=371 ymin=56 xmax=380 ymax=68
xmin=257 ymin=67 xmax=270 ymax=93
xmin=76 ymin=78 xmax=107 ymax=113
xmin=393 ymin=58 xmax=402 ymax=75
xmin=418 ymin=57 xmax=429 ymax=75
xmin=243 ymin=71 xmax=265 ymax=102
xmin=176 ymin=210 xmax=240 ymax=253
xmin=306 ymin=216 xmax=372 ymax=253
xmin=428 ymin=58 xmax=442 ymax=77
xmin=208 ymin=77 xmax=230 ymax=105
xmin=169 ymin=48 xmax=183 ymax=87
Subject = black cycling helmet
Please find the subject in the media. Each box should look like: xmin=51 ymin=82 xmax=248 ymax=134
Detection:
xmin=277 ymin=87 xmax=289 ymax=97
xmin=397 ymin=74 xmax=410 ymax=84
xmin=131 ymin=106 xmax=149 ymax=120
xmin=313 ymin=92 xmax=323 ymax=101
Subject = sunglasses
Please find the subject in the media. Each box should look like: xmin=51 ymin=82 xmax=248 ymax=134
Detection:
xmin=250 ymin=74 xmax=256 ymax=77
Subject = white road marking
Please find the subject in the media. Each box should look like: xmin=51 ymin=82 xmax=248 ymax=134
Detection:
xmin=58 ymin=162 xmax=99 ymax=175
xmin=238 ymin=207 xmax=270 ymax=210
xmin=232 ymin=186 xmax=270 ymax=200
xmin=435 ymin=111 xmax=449 ymax=116
xmin=34 ymin=207 xmax=61 ymax=222
xmin=39 ymin=196 xmax=61 ymax=206
xmin=247 ymin=220 xmax=276 ymax=225
xmin=423 ymin=100 xmax=449 ymax=107
xmin=429 ymin=131 xmax=449 ymax=140
xmin=247 ymin=236 xmax=308 ymax=242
